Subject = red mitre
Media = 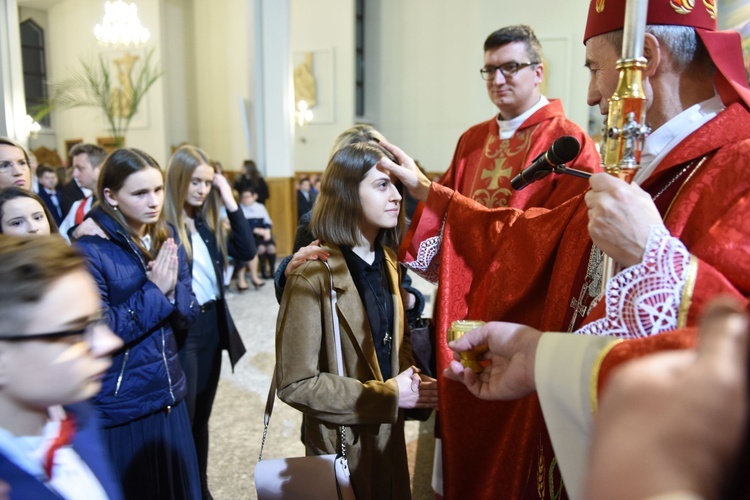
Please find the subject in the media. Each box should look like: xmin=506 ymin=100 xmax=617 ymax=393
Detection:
xmin=583 ymin=0 xmax=750 ymax=109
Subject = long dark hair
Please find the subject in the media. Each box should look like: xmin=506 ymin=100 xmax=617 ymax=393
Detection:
xmin=0 ymin=187 xmax=59 ymax=234
xmin=242 ymin=160 xmax=261 ymax=184
xmin=96 ymin=148 xmax=170 ymax=259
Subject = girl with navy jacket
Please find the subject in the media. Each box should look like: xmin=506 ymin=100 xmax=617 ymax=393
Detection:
xmin=164 ymin=145 xmax=255 ymax=498
xmin=74 ymin=148 xmax=201 ymax=499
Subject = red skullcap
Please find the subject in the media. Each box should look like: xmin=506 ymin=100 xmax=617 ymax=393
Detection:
xmin=583 ymin=0 xmax=750 ymax=109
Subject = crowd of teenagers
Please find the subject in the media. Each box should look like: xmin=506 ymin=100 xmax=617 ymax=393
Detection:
xmin=3 ymin=0 xmax=750 ymax=497
xmin=0 ymin=127 xmax=439 ymax=499
xmin=0 ymin=137 xmax=265 ymax=498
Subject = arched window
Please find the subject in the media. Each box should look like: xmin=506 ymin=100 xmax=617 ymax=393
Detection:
xmin=20 ymin=19 xmax=49 ymax=127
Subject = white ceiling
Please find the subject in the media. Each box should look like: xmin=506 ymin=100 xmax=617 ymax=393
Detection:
xmin=17 ymin=0 xmax=65 ymax=11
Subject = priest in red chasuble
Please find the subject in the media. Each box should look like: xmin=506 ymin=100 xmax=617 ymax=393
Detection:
xmin=383 ymin=0 xmax=750 ymax=498
xmin=431 ymin=24 xmax=599 ymax=211
xmin=421 ymin=24 xmax=599 ymax=498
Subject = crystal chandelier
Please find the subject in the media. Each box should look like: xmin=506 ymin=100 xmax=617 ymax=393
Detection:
xmin=94 ymin=1 xmax=150 ymax=48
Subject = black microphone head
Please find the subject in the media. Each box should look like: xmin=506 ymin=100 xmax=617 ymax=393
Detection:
xmin=547 ymin=136 xmax=581 ymax=165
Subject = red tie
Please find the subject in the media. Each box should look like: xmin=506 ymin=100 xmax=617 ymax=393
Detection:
xmin=74 ymin=197 xmax=89 ymax=225
xmin=43 ymin=416 xmax=76 ymax=478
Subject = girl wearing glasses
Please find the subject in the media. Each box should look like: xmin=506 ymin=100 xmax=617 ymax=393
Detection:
xmin=275 ymin=142 xmax=438 ymax=500
xmin=74 ymin=148 xmax=201 ymax=499
xmin=0 ymin=137 xmax=31 ymax=191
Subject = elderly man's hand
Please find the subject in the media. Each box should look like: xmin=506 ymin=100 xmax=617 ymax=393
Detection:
xmin=585 ymin=173 xmax=662 ymax=268
xmin=443 ymin=322 xmax=542 ymax=400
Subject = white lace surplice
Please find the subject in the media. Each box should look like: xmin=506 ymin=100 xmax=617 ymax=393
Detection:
xmin=577 ymin=225 xmax=691 ymax=338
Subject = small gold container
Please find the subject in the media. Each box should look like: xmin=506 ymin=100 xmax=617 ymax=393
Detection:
xmin=447 ymin=320 xmax=486 ymax=373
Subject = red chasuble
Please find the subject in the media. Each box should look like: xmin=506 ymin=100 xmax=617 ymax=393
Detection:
xmin=438 ymin=99 xmax=600 ymax=210
xmin=401 ymin=102 xmax=750 ymax=499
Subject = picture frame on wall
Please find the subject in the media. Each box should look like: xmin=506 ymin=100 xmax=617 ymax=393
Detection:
xmin=96 ymin=136 xmax=121 ymax=154
xmin=292 ymin=48 xmax=336 ymax=124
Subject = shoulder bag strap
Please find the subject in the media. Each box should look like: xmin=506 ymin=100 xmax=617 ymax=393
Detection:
xmin=259 ymin=260 xmax=347 ymax=461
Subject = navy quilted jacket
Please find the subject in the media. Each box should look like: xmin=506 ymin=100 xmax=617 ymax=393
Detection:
xmin=75 ymin=206 xmax=198 ymax=427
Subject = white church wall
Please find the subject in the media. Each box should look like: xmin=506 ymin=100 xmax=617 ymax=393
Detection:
xmin=45 ymin=0 xmax=169 ymax=165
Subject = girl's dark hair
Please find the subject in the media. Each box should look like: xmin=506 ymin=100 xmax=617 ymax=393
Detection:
xmin=0 ymin=187 xmax=59 ymax=234
xmin=242 ymin=160 xmax=261 ymax=184
xmin=311 ymin=142 xmax=404 ymax=250
xmin=97 ymin=148 xmax=170 ymax=259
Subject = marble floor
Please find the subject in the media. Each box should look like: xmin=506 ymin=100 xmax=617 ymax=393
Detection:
xmin=207 ymin=269 xmax=437 ymax=499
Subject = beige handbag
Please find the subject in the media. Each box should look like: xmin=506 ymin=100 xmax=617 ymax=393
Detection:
xmin=254 ymin=262 xmax=356 ymax=500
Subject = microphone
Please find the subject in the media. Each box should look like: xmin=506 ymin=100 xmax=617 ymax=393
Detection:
xmin=511 ymin=136 xmax=581 ymax=190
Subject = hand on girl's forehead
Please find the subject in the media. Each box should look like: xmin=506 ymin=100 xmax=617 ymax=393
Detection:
xmin=365 ymin=163 xmax=396 ymax=182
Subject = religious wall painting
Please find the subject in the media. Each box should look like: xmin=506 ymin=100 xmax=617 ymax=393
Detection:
xmin=101 ymin=49 xmax=151 ymax=131
xmin=292 ymin=48 xmax=335 ymax=123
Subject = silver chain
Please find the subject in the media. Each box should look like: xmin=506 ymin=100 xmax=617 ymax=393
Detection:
xmin=339 ymin=425 xmax=347 ymax=458
xmin=258 ymin=423 xmax=269 ymax=461
xmin=652 ymin=156 xmax=707 ymax=202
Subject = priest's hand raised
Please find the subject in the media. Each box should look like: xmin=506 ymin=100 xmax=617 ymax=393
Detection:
xmin=378 ymin=140 xmax=432 ymax=203
xmin=444 ymin=322 xmax=542 ymax=400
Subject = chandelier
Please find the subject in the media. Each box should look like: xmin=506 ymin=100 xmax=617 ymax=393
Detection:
xmin=94 ymin=1 xmax=150 ymax=48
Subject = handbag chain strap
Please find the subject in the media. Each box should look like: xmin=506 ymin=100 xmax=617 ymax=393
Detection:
xmin=259 ymin=260 xmax=347 ymax=461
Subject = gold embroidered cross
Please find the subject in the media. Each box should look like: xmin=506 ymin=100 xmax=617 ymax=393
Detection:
xmin=481 ymin=159 xmax=513 ymax=190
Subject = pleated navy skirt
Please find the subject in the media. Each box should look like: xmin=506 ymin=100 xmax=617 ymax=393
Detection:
xmin=101 ymin=401 xmax=201 ymax=499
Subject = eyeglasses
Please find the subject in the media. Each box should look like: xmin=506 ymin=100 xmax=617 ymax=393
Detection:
xmin=0 ymin=317 xmax=106 ymax=343
xmin=480 ymin=61 xmax=538 ymax=81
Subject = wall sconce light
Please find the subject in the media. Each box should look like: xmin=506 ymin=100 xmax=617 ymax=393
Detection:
xmin=296 ymin=100 xmax=313 ymax=127
xmin=25 ymin=115 xmax=41 ymax=139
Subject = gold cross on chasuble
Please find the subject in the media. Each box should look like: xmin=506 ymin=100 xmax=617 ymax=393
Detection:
xmin=481 ymin=158 xmax=514 ymax=190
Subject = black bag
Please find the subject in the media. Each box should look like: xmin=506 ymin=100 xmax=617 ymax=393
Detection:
xmin=409 ymin=317 xmax=435 ymax=378
xmin=405 ymin=317 xmax=435 ymax=421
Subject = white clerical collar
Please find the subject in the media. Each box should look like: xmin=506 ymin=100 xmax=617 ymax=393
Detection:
xmin=497 ymin=95 xmax=550 ymax=140
xmin=634 ymin=94 xmax=724 ymax=185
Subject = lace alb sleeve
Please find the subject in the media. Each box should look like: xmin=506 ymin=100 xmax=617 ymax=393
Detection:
xmin=576 ymin=225 xmax=692 ymax=339
xmin=402 ymin=217 xmax=445 ymax=284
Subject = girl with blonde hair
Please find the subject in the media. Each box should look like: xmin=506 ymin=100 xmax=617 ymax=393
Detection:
xmin=164 ymin=145 xmax=256 ymax=498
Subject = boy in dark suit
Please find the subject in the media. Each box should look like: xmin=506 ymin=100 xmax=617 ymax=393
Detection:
xmin=0 ymin=236 xmax=123 ymax=499
xmin=36 ymin=165 xmax=64 ymax=226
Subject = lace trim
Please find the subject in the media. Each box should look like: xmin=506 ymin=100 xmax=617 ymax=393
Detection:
xmin=402 ymin=214 xmax=447 ymax=284
xmin=576 ymin=225 xmax=691 ymax=338
xmin=403 ymin=235 xmax=441 ymax=284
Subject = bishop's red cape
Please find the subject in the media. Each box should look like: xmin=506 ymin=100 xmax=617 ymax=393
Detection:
xmin=401 ymin=102 xmax=750 ymax=499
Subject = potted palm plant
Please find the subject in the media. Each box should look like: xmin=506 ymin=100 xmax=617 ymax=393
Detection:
xmin=34 ymin=48 xmax=162 ymax=148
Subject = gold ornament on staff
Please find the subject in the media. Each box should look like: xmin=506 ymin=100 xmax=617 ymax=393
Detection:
xmin=598 ymin=0 xmax=651 ymax=295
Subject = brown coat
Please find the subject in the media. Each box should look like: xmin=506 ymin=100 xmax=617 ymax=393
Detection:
xmin=276 ymin=244 xmax=413 ymax=500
